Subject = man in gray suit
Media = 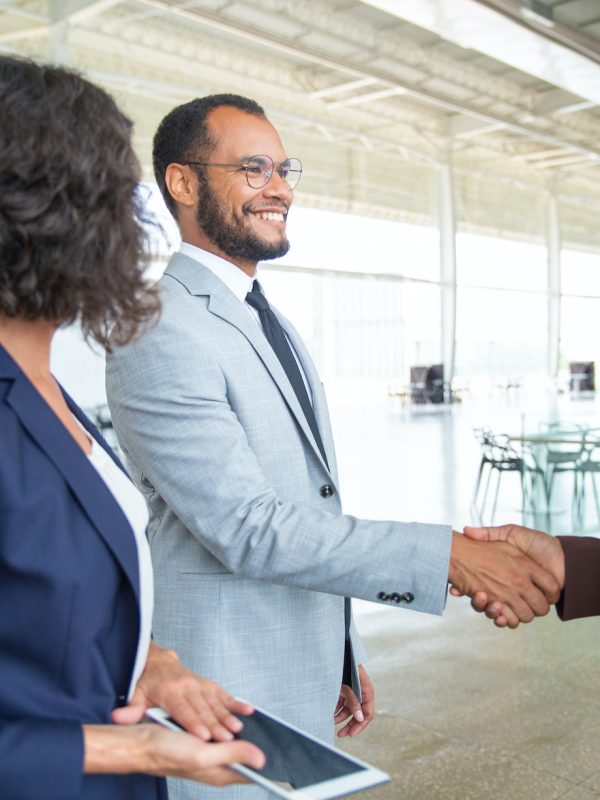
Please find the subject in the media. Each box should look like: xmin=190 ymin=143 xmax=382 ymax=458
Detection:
xmin=106 ymin=94 xmax=559 ymax=799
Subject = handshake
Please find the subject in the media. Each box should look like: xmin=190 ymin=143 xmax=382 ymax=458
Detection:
xmin=449 ymin=524 xmax=565 ymax=629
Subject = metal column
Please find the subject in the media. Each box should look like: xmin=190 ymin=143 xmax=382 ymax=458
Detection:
xmin=438 ymin=145 xmax=457 ymax=397
xmin=546 ymin=187 xmax=561 ymax=380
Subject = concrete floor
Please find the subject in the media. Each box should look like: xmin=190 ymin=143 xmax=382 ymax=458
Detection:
xmin=328 ymin=385 xmax=600 ymax=800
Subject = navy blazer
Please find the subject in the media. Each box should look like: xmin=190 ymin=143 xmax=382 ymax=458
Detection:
xmin=0 ymin=345 xmax=167 ymax=800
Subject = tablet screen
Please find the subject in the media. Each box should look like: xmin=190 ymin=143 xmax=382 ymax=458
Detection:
xmin=234 ymin=709 xmax=367 ymax=787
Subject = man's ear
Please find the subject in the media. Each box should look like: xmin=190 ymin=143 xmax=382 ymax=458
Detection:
xmin=165 ymin=163 xmax=197 ymax=209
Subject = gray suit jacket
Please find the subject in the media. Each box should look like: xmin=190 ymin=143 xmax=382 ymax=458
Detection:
xmin=106 ymin=253 xmax=451 ymax=799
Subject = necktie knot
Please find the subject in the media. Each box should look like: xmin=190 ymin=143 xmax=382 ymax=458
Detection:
xmin=245 ymin=280 xmax=270 ymax=312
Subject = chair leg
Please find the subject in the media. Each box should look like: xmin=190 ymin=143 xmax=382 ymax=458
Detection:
xmin=491 ymin=469 xmax=502 ymax=520
xmin=578 ymin=472 xmax=586 ymax=518
xmin=546 ymin=467 xmax=555 ymax=508
xmin=572 ymin=471 xmax=582 ymax=522
xmin=591 ymin=473 xmax=600 ymax=524
xmin=471 ymin=459 xmax=486 ymax=511
xmin=527 ymin=468 xmax=547 ymax=510
xmin=481 ymin=464 xmax=494 ymax=514
xmin=575 ymin=471 xmax=584 ymax=521
xmin=520 ymin=468 xmax=527 ymax=511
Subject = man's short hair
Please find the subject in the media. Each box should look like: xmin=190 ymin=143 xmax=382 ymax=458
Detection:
xmin=153 ymin=94 xmax=266 ymax=217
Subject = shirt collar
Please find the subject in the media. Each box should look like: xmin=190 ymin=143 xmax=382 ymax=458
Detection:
xmin=178 ymin=242 xmax=254 ymax=304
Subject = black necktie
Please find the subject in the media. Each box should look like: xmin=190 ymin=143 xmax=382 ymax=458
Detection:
xmin=246 ymin=280 xmax=328 ymax=466
xmin=247 ymin=281 xmax=353 ymax=683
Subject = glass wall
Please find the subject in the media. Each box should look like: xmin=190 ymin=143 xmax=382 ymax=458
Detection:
xmin=560 ymin=249 xmax=600 ymax=380
xmin=51 ymin=184 xmax=600 ymax=410
xmin=260 ymin=205 xmax=441 ymax=387
xmin=454 ymin=233 xmax=548 ymax=387
xmin=262 ymin=267 xmax=441 ymax=384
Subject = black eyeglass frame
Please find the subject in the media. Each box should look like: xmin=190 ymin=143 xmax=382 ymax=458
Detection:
xmin=181 ymin=154 xmax=302 ymax=190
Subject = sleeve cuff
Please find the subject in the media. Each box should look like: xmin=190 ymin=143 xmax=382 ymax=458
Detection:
xmin=0 ymin=719 xmax=83 ymax=800
xmin=556 ymin=536 xmax=600 ymax=621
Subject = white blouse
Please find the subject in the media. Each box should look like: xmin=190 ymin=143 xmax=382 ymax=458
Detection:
xmin=84 ymin=432 xmax=153 ymax=700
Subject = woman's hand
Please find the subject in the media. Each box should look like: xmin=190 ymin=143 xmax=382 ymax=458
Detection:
xmin=112 ymin=642 xmax=254 ymax=741
xmin=83 ymin=723 xmax=265 ymax=785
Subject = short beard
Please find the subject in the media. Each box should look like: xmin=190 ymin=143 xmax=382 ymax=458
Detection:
xmin=195 ymin=174 xmax=290 ymax=263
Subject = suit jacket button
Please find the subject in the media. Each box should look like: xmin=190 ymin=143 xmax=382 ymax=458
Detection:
xmin=402 ymin=592 xmax=414 ymax=603
xmin=320 ymin=484 xmax=334 ymax=498
xmin=390 ymin=593 xmax=401 ymax=603
xmin=377 ymin=591 xmax=390 ymax=601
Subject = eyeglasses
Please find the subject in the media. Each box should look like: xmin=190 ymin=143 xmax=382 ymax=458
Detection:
xmin=181 ymin=155 xmax=302 ymax=190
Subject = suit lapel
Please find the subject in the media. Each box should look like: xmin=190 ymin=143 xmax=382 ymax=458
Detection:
xmin=165 ymin=254 xmax=331 ymax=475
xmin=0 ymin=347 xmax=140 ymax=601
xmin=62 ymin=387 xmax=128 ymax=474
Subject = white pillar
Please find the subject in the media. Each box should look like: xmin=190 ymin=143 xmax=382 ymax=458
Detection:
xmin=546 ymin=188 xmax=561 ymax=379
xmin=321 ymin=274 xmax=336 ymax=383
xmin=47 ymin=0 xmax=70 ymax=64
xmin=438 ymin=145 xmax=457 ymax=397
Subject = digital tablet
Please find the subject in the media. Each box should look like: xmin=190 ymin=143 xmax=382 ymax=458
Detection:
xmin=145 ymin=705 xmax=389 ymax=799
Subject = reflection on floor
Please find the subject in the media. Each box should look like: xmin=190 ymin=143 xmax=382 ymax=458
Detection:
xmin=329 ymin=385 xmax=600 ymax=800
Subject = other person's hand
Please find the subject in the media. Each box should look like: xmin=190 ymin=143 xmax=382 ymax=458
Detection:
xmin=448 ymin=530 xmax=561 ymax=629
xmin=451 ymin=524 xmax=565 ymax=628
xmin=334 ymin=665 xmax=375 ymax=738
xmin=112 ymin=642 xmax=254 ymax=741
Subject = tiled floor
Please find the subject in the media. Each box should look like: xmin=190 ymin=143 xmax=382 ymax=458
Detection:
xmin=328 ymin=384 xmax=600 ymax=800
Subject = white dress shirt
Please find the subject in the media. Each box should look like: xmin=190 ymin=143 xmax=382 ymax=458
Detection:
xmin=178 ymin=242 xmax=313 ymax=404
xmin=74 ymin=417 xmax=153 ymax=700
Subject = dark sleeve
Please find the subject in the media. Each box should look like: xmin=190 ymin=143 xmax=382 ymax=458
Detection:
xmin=556 ymin=536 xmax=600 ymax=620
xmin=0 ymin=720 xmax=83 ymax=800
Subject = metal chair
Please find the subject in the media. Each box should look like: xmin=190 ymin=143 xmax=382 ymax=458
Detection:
xmin=574 ymin=435 xmax=600 ymax=524
xmin=471 ymin=429 xmax=542 ymax=519
xmin=541 ymin=422 xmax=586 ymax=505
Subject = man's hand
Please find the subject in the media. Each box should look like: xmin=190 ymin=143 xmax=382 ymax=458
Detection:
xmin=334 ymin=665 xmax=375 ymax=738
xmin=452 ymin=524 xmax=565 ymax=628
xmin=448 ymin=530 xmax=561 ymax=629
xmin=111 ymin=642 xmax=254 ymax=741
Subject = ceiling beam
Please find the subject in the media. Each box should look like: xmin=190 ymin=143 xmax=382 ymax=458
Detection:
xmin=61 ymin=0 xmax=126 ymax=24
xmin=132 ymin=0 xmax=600 ymax=162
xmin=0 ymin=0 xmax=124 ymax=42
xmin=534 ymin=154 xmax=593 ymax=170
xmin=448 ymin=115 xmax=505 ymax=139
xmin=0 ymin=25 xmax=47 ymax=42
xmin=534 ymin=88 xmax=596 ymax=115
xmin=0 ymin=2 xmax=47 ymax=41
xmin=0 ymin=3 xmax=45 ymax=21
xmin=327 ymin=87 xmax=406 ymax=109
xmin=309 ymin=78 xmax=377 ymax=99
xmin=86 ymin=66 xmax=439 ymax=166
xmin=474 ymin=0 xmax=600 ymax=63
xmin=514 ymin=147 xmax=571 ymax=162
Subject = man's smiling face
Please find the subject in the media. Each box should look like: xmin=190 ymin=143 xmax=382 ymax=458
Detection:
xmin=193 ymin=106 xmax=294 ymax=272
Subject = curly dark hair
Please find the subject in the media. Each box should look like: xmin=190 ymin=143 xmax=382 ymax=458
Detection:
xmin=0 ymin=57 xmax=160 ymax=350
xmin=152 ymin=93 xmax=265 ymax=217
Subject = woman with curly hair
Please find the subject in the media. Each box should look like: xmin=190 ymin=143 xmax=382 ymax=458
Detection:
xmin=0 ymin=57 xmax=264 ymax=800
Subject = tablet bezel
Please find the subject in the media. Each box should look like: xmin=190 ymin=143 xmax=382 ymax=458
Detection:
xmin=145 ymin=705 xmax=389 ymax=799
